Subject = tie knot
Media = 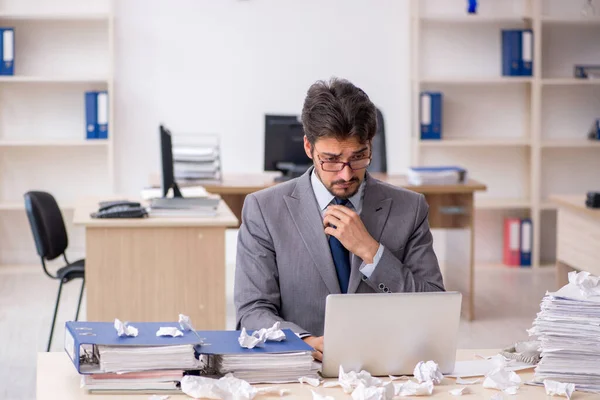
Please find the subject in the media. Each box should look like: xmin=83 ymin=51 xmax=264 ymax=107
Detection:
xmin=334 ymin=197 xmax=349 ymax=206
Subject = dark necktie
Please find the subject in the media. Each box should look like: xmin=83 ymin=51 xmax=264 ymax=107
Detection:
xmin=329 ymin=197 xmax=351 ymax=293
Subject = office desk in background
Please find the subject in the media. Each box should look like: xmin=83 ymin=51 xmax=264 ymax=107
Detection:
xmin=73 ymin=200 xmax=238 ymax=329
xmin=552 ymin=195 xmax=600 ymax=288
xmin=38 ymin=349 xmax=595 ymax=399
xmin=168 ymin=173 xmax=487 ymax=320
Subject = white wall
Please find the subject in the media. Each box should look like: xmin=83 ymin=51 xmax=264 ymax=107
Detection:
xmin=113 ymin=0 xmax=412 ymax=195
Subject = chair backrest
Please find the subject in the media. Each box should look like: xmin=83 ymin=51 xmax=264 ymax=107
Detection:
xmin=23 ymin=191 xmax=68 ymax=261
xmin=369 ymin=107 xmax=387 ymax=173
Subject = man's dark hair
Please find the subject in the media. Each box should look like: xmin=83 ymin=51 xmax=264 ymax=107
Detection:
xmin=301 ymin=77 xmax=377 ymax=146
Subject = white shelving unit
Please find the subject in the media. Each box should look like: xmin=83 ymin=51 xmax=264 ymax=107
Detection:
xmin=0 ymin=0 xmax=114 ymax=264
xmin=411 ymin=0 xmax=600 ymax=268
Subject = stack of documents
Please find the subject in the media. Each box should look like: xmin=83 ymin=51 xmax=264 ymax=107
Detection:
xmin=407 ymin=166 xmax=467 ymax=186
xmin=198 ymin=330 xmax=318 ymax=384
xmin=98 ymin=344 xmax=200 ymax=373
xmin=141 ymin=186 xmax=221 ymax=217
xmin=529 ymin=271 xmax=600 ymax=392
xmin=66 ymin=321 xmax=317 ymax=393
xmin=81 ymin=370 xmax=184 ymax=392
xmin=148 ymin=196 xmax=220 ymax=217
xmin=65 ymin=321 xmax=204 ymax=393
xmin=173 ymin=145 xmax=220 ymax=181
xmin=214 ymin=352 xmax=320 ymax=384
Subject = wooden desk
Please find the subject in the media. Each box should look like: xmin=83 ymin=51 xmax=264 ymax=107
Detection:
xmin=73 ymin=200 xmax=238 ymax=329
xmin=551 ymin=195 xmax=600 ymax=288
xmin=38 ymin=349 xmax=594 ymax=399
xmin=201 ymin=173 xmax=486 ymax=320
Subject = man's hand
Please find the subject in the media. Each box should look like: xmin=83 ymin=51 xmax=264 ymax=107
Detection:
xmin=324 ymin=205 xmax=379 ymax=263
xmin=303 ymin=336 xmax=324 ymax=361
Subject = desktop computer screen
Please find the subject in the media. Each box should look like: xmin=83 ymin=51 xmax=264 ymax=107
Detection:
xmin=263 ymin=115 xmax=311 ymax=179
xmin=160 ymin=125 xmax=183 ymax=198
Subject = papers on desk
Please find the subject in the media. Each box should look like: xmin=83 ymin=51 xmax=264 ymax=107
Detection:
xmin=213 ymin=352 xmax=320 ymax=384
xmin=81 ymin=370 xmax=184 ymax=392
xmin=98 ymin=344 xmax=200 ymax=373
xmin=447 ymin=358 xmax=534 ymax=378
xmin=406 ymin=166 xmax=467 ymax=186
xmin=529 ymin=271 xmax=600 ymax=393
xmin=66 ymin=320 xmax=316 ymax=393
xmin=141 ymin=185 xmax=221 ymax=217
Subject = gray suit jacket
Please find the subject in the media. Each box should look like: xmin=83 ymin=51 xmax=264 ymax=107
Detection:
xmin=234 ymin=168 xmax=444 ymax=337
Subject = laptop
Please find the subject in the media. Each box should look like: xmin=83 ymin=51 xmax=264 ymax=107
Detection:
xmin=321 ymin=291 xmax=462 ymax=378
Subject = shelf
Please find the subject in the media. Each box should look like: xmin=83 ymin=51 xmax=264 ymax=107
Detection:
xmin=476 ymin=198 xmax=531 ymax=210
xmin=0 ymin=12 xmax=110 ymax=21
xmin=541 ymin=139 xmax=600 ymax=148
xmin=419 ymin=15 xmax=531 ymax=24
xmin=0 ymin=202 xmax=75 ymax=211
xmin=0 ymin=140 xmax=109 ymax=147
xmin=0 ymin=76 xmax=108 ymax=84
xmin=541 ymin=16 xmax=600 ymax=25
xmin=420 ymin=77 xmax=533 ymax=85
xmin=542 ymin=78 xmax=600 ymax=86
xmin=419 ymin=138 xmax=531 ymax=147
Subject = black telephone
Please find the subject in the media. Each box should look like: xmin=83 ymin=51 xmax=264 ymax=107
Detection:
xmin=91 ymin=200 xmax=148 ymax=219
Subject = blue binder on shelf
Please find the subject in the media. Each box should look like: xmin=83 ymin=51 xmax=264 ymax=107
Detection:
xmin=65 ymin=321 xmax=312 ymax=374
xmin=519 ymin=218 xmax=532 ymax=267
xmin=502 ymin=29 xmax=533 ymax=77
xmin=85 ymin=91 xmax=108 ymax=140
xmin=420 ymin=91 xmax=442 ymax=140
xmin=85 ymin=92 xmax=98 ymax=139
xmin=0 ymin=27 xmax=14 ymax=76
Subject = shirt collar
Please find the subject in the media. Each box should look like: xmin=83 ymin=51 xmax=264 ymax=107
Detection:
xmin=310 ymin=168 xmax=365 ymax=212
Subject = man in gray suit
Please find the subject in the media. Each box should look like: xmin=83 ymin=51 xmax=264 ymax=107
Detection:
xmin=235 ymin=78 xmax=444 ymax=361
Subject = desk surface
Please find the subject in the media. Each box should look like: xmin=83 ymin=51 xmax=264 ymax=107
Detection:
xmin=73 ymin=198 xmax=239 ymax=228
xmin=551 ymin=195 xmax=600 ymax=218
xmin=199 ymin=173 xmax=487 ymax=195
xmin=36 ymin=349 xmax=591 ymax=399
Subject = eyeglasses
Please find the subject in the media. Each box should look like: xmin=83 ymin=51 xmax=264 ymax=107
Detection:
xmin=316 ymin=151 xmax=372 ymax=172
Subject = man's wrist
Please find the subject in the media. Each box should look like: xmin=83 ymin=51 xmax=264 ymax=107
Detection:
xmin=360 ymin=239 xmax=380 ymax=264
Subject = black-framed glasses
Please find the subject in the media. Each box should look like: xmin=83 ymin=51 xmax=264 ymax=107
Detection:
xmin=316 ymin=151 xmax=372 ymax=172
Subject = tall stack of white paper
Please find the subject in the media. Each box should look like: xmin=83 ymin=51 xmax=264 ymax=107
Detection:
xmin=529 ymin=271 xmax=600 ymax=393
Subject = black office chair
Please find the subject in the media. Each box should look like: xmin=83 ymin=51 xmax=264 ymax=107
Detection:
xmin=23 ymin=191 xmax=85 ymax=352
xmin=369 ymin=107 xmax=387 ymax=173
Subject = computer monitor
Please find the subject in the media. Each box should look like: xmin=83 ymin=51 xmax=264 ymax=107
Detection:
xmin=264 ymin=115 xmax=311 ymax=180
xmin=160 ymin=125 xmax=183 ymax=198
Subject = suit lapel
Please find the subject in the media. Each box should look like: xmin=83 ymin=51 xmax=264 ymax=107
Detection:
xmin=348 ymin=174 xmax=392 ymax=293
xmin=284 ymin=168 xmax=341 ymax=294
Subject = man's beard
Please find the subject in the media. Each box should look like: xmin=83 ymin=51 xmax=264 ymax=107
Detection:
xmin=315 ymin=166 xmax=361 ymax=200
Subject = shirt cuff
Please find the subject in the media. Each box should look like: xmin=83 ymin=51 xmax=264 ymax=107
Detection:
xmin=359 ymin=243 xmax=385 ymax=279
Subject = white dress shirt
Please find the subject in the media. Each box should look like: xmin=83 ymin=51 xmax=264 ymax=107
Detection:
xmin=310 ymin=169 xmax=384 ymax=278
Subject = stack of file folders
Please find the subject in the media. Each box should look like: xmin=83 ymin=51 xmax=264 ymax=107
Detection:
xmin=147 ymin=196 xmax=220 ymax=217
xmin=529 ymin=271 xmax=600 ymax=393
xmin=65 ymin=321 xmax=316 ymax=394
xmin=173 ymin=145 xmax=220 ymax=182
xmin=406 ymin=166 xmax=467 ymax=186
xmin=199 ymin=330 xmax=320 ymax=384
xmin=142 ymin=186 xmax=221 ymax=217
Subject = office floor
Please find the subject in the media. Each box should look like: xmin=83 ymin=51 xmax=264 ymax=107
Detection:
xmin=0 ymin=262 xmax=556 ymax=400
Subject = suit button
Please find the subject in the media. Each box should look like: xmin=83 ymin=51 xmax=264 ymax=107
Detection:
xmin=362 ymin=275 xmax=368 ymax=281
xmin=384 ymin=287 xmax=390 ymax=293
xmin=378 ymin=283 xmax=385 ymax=290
